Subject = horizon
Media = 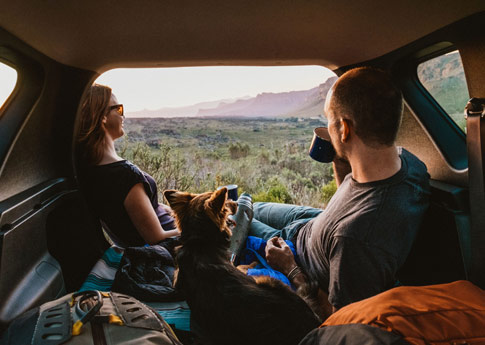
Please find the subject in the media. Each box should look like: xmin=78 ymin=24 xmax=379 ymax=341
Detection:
xmin=96 ymin=66 xmax=336 ymax=117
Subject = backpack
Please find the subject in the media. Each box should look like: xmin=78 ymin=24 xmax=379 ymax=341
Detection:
xmin=0 ymin=290 xmax=183 ymax=345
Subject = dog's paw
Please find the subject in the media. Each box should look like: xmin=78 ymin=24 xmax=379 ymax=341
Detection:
xmin=236 ymin=261 xmax=258 ymax=274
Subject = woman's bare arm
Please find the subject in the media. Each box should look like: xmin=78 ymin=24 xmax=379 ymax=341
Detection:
xmin=124 ymin=183 xmax=179 ymax=244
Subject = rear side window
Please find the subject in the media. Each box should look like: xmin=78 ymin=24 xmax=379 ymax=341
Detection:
xmin=417 ymin=50 xmax=469 ymax=132
xmin=0 ymin=62 xmax=17 ymax=109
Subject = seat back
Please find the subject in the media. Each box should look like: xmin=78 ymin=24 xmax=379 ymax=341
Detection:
xmin=397 ymin=179 xmax=469 ymax=285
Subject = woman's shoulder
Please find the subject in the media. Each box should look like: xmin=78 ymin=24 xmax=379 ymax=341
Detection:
xmin=83 ymin=160 xmax=145 ymax=180
xmin=94 ymin=159 xmax=138 ymax=172
xmin=112 ymin=160 xmax=147 ymax=179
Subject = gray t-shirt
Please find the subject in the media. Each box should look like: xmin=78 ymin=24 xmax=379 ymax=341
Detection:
xmin=296 ymin=148 xmax=430 ymax=309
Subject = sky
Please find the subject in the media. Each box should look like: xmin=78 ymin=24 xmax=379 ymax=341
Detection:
xmin=96 ymin=66 xmax=336 ymax=113
xmin=0 ymin=64 xmax=17 ymax=108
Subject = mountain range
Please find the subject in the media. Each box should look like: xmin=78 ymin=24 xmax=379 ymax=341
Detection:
xmin=127 ymin=76 xmax=337 ymax=118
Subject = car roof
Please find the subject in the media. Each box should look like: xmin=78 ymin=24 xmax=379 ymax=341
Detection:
xmin=1 ymin=0 xmax=485 ymax=72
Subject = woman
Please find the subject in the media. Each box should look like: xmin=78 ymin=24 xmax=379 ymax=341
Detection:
xmin=76 ymin=84 xmax=179 ymax=247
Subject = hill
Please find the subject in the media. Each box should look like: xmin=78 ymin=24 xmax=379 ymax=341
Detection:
xmin=127 ymin=97 xmax=249 ymax=118
xmin=197 ymin=76 xmax=337 ymax=118
xmin=126 ymin=76 xmax=337 ymax=118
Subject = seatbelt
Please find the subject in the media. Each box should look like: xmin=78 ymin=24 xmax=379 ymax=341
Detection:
xmin=465 ymin=97 xmax=485 ymax=288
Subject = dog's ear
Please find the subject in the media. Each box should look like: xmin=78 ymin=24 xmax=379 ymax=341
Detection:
xmin=205 ymin=187 xmax=227 ymax=213
xmin=164 ymin=190 xmax=193 ymax=211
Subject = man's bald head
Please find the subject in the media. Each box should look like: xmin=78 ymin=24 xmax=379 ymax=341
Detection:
xmin=328 ymin=67 xmax=403 ymax=148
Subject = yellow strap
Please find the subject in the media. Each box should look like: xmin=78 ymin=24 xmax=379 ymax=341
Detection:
xmin=165 ymin=322 xmax=179 ymax=340
xmin=108 ymin=314 xmax=124 ymax=325
xmin=101 ymin=291 xmax=110 ymax=298
xmin=70 ymin=295 xmax=75 ymax=307
xmin=72 ymin=320 xmax=83 ymax=336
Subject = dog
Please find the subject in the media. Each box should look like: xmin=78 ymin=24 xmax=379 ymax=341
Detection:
xmin=164 ymin=187 xmax=320 ymax=345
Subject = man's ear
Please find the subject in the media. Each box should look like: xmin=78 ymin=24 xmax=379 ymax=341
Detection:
xmin=340 ymin=118 xmax=351 ymax=143
xmin=206 ymin=187 xmax=227 ymax=213
xmin=164 ymin=190 xmax=193 ymax=209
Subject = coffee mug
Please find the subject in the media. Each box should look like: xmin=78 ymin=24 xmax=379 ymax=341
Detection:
xmin=309 ymin=127 xmax=336 ymax=163
xmin=218 ymin=184 xmax=239 ymax=201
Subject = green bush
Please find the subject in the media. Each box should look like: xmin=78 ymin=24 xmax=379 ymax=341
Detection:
xmin=321 ymin=179 xmax=337 ymax=206
xmin=253 ymin=178 xmax=293 ymax=204
xmin=124 ymin=142 xmax=195 ymax=195
xmin=228 ymin=142 xmax=250 ymax=159
xmin=117 ymin=117 xmax=336 ymax=207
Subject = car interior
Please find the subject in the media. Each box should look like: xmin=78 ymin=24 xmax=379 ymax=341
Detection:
xmin=1 ymin=0 xmax=485 ymax=336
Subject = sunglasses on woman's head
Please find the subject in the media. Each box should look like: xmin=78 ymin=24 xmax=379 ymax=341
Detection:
xmin=109 ymin=104 xmax=124 ymax=116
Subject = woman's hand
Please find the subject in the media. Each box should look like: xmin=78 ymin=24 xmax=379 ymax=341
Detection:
xmin=265 ymin=237 xmax=297 ymax=275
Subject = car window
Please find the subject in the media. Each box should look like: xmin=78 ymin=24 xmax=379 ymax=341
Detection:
xmin=96 ymin=66 xmax=337 ymax=207
xmin=417 ymin=50 xmax=469 ymax=132
xmin=0 ymin=62 xmax=17 ymax=109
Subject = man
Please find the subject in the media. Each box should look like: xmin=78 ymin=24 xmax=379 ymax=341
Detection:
xmin=249 ymin=67 xmax=430 ymax=319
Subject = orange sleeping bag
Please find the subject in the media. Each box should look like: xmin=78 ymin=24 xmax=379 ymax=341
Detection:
xmin=323 ymin=280 xmax=485 ymax=345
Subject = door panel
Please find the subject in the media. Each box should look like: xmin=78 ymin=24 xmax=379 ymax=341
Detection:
xmin=0 ymin=179 xmax=70 ymax=330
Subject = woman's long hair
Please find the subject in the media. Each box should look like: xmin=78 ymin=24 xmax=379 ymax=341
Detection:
xmin=76 ymin=84 xmax=112 ymax=166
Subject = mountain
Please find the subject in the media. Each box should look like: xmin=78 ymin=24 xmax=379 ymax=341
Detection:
xmin=126 ymin=98 xmax=245 ymax=118
xmin=417 ymin=51 xmax=468 ymax=115
xmin=283 ymin=76 xmax=338 ymax=118
xmin=197 ymin=76 xmax=337 ymax=118
xmin=125 ymin=76 xmax=337 ymax=118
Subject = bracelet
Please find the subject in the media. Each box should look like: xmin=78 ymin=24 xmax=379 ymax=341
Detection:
xmin=287 ymin=265 xmax=302 ymax=281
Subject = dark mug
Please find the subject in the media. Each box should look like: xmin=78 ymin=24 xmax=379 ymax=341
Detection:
xmin=309 ymin=127 xmax=336 ymax=163
xmin=218 ymin=184 xmax=239 ymax=201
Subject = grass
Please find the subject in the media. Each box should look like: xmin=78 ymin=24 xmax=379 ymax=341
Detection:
xmin=117 ymin=116 xmax=336 ymax=207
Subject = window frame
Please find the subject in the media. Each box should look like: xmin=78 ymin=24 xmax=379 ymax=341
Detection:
xmin=0 ymin=45 xmax=44 ymax=170
xmin=0 ymin=59 xmax=18 ymax=113
xmin=393 ymin=42 xmax=468 ymax=171
xmin=415 ymin=48 xmax=469 ymax=134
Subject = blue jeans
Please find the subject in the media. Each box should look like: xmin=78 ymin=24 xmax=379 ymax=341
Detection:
xmin=249 ymin=202 xmax=323 ymax=243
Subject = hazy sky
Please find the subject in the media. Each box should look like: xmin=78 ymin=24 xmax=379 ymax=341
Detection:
xmin=96 ymin=66 xmax=336 ymax=113
xmin=0 ymin=64 xmax=17 ymax=108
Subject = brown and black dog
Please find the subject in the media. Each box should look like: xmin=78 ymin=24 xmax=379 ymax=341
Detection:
xmin=164 ymin=187 xmax=319 ymax=345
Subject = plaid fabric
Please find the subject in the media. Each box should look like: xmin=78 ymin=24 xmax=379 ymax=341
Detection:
xmin=79 ymin=246 xmax=124 ymax=292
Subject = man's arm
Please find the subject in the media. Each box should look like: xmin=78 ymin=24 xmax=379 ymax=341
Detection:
xmin=265 ymin=237 xmax=334 ymax=320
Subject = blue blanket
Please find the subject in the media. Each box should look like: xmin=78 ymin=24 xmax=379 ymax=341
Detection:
xmin=239 ymin=236 xmax=296 ymax=289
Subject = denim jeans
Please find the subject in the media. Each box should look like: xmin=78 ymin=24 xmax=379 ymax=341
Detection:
xmin=248 ymin=202 xmax=323 ymax=243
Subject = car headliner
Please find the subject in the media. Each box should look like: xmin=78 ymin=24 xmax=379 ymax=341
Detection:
xmin=1 ymin=0 xmax=485 ymax=73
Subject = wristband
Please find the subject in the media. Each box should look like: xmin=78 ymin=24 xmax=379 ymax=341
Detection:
xmin=287 ymin=265 xmax=302 ymax=281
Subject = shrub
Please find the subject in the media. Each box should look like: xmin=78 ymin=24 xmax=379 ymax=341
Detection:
xmin=228 ymin=142 xmax=250 ymax=159
xmin=125 ymin=142 xmax=195 ymax=196
xmin=253 ymin=178 xmax=293 ymax=204
xmin=321 ymin=179 xmax=337 ymax=206
xmin=118 ymin=117 xmax=338 ymax=207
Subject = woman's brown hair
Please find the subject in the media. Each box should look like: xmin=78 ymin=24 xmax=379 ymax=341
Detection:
xmin=76 ymin=84 xmax=112 ymax=166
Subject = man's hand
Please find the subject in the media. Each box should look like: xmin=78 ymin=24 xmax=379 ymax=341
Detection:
xmin=265 ymin=237 xmax=297 ymax=275
xmin=333 ymin=157 xmax=352 ymax=187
